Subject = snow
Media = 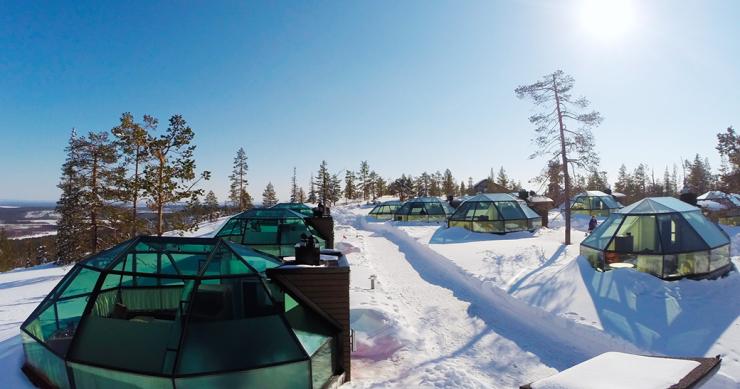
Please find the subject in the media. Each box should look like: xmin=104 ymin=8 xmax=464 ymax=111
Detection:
xmin=0 ymin=205 xmax=738 ymax=388
xmin=528 ymin=352 xmax=700 ymax=389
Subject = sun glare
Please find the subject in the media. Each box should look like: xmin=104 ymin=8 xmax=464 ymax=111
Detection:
xmin=580 ymin=0 xmax=636 ymax=41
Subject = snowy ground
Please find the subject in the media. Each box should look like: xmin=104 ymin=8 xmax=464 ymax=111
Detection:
xmin=0 ymin=206 xmax=737 ymax=388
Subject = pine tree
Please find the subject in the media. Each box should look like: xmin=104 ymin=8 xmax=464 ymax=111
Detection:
xmin=716 ymin=126 xmax=740 ymax=192
xmin=143 ymin=115 xmax=210 ymax=235
xmin=467 ymin=177 xmax=474 ymax=195
xmin=55 ymin=130 xmax=87 ymax=263
xmin=289 ymin=167 xmax=299 ymax=203
xmin=307 ymin=174 xmax=317 ymax=203
xmin=663 ymin=167 xmax=673 ymax=196
xmin=330 ymin=174 xmax=343 ymax=205
xmin=685 ymin=154 xmax=712 ymax=194
xmin=614 ymin=164 xmax=630 ymax=193
xmin=76 ymin=131 xmax=120 ymax=253
xmin=496 ymin=167 xmax=510 ymax=189
xmin=297 ymin=187 xmax=306 ymax=203
xmin=390 ymin=175 xmax=415 ymax=201
xmin=415 ymin=172 xmax=432 ymax=197
xmin=375 ymin=176 xmax=387 ymax=198
xmin=203 ymin=191 xmax=220 ymax=221
xmin=516 ymin=70 xmax=602 ymax=245
xmin=586 ymin=170 xmax=607 ymax=190
xmin=262 ymin=182 xmax=278 ymax=207
xmin=344 ymin=170 xmax=356 ymax=200
xmin=315 ymin=161 xmax=332 ymax=204
xmin=442 ymin=169 xmax=456 ymax=196
xmin=459 ymin=181 xmax=466 ymax=196
xmin=368 ymin=171 xmax=379 ymax=200
xmin=358 ymin=161 xmax=371 ymax=201
xmin=111 ymin=112 xmax=155 ymax=237
xmin=229 ymin=147 xmax=251 ymax=211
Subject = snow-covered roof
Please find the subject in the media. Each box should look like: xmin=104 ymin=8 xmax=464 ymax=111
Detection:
xmin=698 ymin=200 xmax=727 ymax=211
xmin=578 ymin=190 xmax=610 ymax=197
xmin=698 ymin=191 xmax=740 ymax=207
xmin=525 ymin=352 xmax=713 ymax=389
xmin=528 ymin=195 xmax=554 ymax=203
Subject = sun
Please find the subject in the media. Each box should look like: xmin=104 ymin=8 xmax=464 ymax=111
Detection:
xmin=579 ymin=0 xmax=636 ymax=41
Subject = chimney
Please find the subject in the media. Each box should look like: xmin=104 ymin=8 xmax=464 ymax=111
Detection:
xmin=680 ymin=192 xmax=698 ymax=206
xmin=267 ymin=250 xmax=351 ymax=383
xmin=306 ymin=215 xmax=335 ymax=249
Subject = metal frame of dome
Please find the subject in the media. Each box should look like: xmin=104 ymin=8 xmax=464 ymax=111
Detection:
xmin=393 ymin=197 xmax=455 ymax=222
xmin=368 ymin=200 xmax=402 ymax=220
xmin=569 ymin=190 xmax=623 ymax=217
xmin=580 ymin=197 xmax=732 ymax=280
xmin=20 ymin=236 xmax=342 ymax=388
xmin=216 ymin=208 xmax=327 ymax=257
xmin=448 ymin=193 xmax=542 ymax=233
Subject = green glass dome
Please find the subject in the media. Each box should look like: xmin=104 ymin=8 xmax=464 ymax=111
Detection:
xmin=580 ymin=197 xmax=732 ymax=279
xmin=569 ymin=191 xmax=623 ymax=217
xmin=368 ymin=200 xmax=402 ymax=220
xmin=21 ymin=236 xmax=340 ymax=388
xmin=216 ymin=208 xmax=326 ymax=257
xmin=393 ymin=197 xmax=454 ymax=222
xmin=448 ymin=193 xmax=542 ymax=233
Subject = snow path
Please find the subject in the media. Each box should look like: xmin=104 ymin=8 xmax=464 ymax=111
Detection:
xmin=352 ymin=218 xmax=644 ymax=369
xmin=338 ymin=210 xmax=555 ymax=387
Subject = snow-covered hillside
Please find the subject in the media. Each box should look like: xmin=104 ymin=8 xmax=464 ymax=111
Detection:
xmin=1 ymin=206 xmax=738 ymax=388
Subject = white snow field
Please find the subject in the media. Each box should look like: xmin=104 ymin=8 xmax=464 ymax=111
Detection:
xmin=0 ymin=205 xmax=738 ymax=388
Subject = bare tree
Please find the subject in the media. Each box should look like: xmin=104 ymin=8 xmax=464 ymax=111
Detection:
xmin=516 ymin=70 xmax=602 ymax=244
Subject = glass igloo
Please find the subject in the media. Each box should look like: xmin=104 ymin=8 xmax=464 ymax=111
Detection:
xmin=580 ymin=197 xmax=732 ymax=279
xmin=20 ymin=236 xmax=341 ymax=388
xmin=448 ymin=193 xmax=542 ymax=233
xmin=368 ymin=200 xmax=402 ymax=220
xmin=393 ymin=197 xmax=454 ymax=222
xmin=569 ymin=191 xmax=623 ymax=217
xmin=216 ymin=208 xmax=326 ymax=257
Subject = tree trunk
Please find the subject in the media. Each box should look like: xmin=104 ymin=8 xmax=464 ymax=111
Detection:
xmin=91 ymin=155 xmax=99 ymax=253
xmin=131 ymin=153 xmax=139 ymax=238
xmin=553 ymin=74 xmax=572 ymax=245
xmin=157 ymin=156 xmax=165 ymax=236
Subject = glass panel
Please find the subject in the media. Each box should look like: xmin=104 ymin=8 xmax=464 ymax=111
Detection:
xmin=682 ymin=211 xmax=730 ymax=248
xmin=69 ymin=362 xmax=171 ymax=389
xmin=601 ymin=196 xmax=621 ymax=209
xmin=216 ymin=218 xmax=242 ymax=238
xmin=571 ymin=197 xmax=589 ymax=210
xmin=656 ymin=214 xmax=710 ymax=253
xmin=426 ymin=203 xmax=445 ymax=215
xmin=504 ymin=219 xmax=528 ymax=232
xmin=60 ymin=267 xmax=101 ymax=298
xmin=311 ymin=339 xmax=336 ymax=389
xmin=280 ymin=222 xmax=311 ymax=245
xmin=636 ymin=255 xmax=663 ymax=276
xmin=83 ymin=240 xmax=132 ymax=269
xmin=283 ymin=295 xmax=334 ymax=355
xmin=472 ymin=202 xmax=498 ymax=221
xmin=177 ymin=316 xmax=306 ymax=374
xmin=609 ymin=216 xmax=660 ymax=253
xmin=710 ymin=245 xmax=731 ymax=271
xmin=676 ymin=251 xmax=710 ymax=276
xmin=70 ymin=275 xmax=187 ymax=375
xmin=175 ymin=360 xmax=310 ymax=389
xmin=21 ymin=332 xmax=70 ymax=389
xmin=451 ymin=202 xmax=477 ymax=221
xmin=244 ymin=220 xmax=280 ymax=245
xmin=582 ymin=214 xmax=623 ymax=250
xmin=497 ymin=202 xmax=525 ymax=220
xmin=580 ymin=246 xmax=603 ymax=270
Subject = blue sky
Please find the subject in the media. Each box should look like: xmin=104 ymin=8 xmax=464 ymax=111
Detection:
xmin=0 ymin=0 xmax=737 ymax=202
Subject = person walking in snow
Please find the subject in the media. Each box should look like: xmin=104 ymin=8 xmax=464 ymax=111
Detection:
xmin=588 ymin=215 xmax=598 ymax=234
